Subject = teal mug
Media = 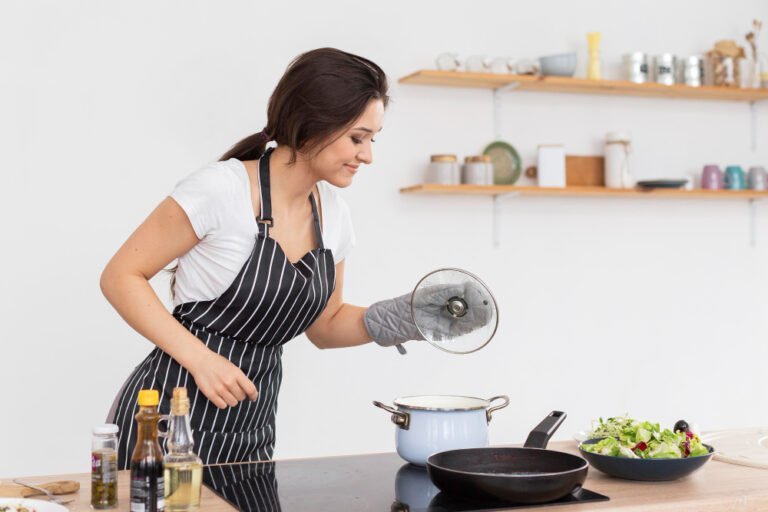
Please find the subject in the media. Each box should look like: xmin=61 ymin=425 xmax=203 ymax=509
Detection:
xmin=724 ymin=165 xmax=746 ymax=190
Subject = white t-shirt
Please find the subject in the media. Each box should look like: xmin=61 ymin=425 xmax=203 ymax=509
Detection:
xmin=169 ymin=158 xmax=355 ymax=307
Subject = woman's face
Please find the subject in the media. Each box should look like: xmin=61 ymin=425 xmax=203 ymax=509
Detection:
xmin=309 ymin=99 xmax=385 ymax=187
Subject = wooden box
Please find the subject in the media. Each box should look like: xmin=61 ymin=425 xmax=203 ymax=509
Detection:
xmin=566 ymin=155 xmax=605 ymax=187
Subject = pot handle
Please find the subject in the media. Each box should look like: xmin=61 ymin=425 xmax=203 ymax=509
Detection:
xmin=485 ymin=395 xmax=510 ymax=423
xmin=523 ymin=410 xmax=567 ymax=449
xmin=372 ymin=401 xmax=410 ymax=430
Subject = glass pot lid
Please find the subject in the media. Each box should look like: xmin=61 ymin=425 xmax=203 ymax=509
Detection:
xmin=410 ymin=268 xmax=499 ymax=354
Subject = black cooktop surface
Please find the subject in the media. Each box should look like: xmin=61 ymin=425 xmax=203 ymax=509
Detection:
xmin=203 ymin=452 xmax=608 ymax=511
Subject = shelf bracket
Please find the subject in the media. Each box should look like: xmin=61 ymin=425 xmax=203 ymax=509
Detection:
xmin=493 ymin=82 xmax=520 ymax=140
xmin=750 ymin=198 xmax=765 ymax=248
xmin=493 ymin=192 xmax=520 ymax=248
xmin=750 ymin=101 xmax=757 ymax=152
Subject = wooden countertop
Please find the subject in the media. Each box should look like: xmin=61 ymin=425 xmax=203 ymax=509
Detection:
xmin=4 ymin=441 xmax=768 ymax=511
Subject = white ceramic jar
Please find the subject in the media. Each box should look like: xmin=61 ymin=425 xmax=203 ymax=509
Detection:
xmin=462 ymin=155 xmax=493 ymax=185
xmin=604 ymin=132 xmax=633 ymax=189
xmin=426 ymin=154 xmax=459 ymax=185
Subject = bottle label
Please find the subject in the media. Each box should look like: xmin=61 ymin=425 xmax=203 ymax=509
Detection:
xmin=131 ymin=476 xmax=165 ymax=512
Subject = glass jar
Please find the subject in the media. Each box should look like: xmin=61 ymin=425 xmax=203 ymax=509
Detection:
xmin=91 ymin=424 xmax=119 ymax=509
xmin=426 ymin=155 xmax=459 ymax=185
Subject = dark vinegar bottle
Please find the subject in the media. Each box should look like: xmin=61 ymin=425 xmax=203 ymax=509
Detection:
xmin=130 ymin=389 xmax=165 ymax=512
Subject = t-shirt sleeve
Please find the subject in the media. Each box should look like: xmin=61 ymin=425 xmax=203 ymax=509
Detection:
xmin=169 ymin=164 xmax=225 ymax=239
xmin=333 ymin=194 xmax=356 ymax=263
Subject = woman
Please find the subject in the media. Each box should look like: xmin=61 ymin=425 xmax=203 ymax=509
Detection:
xmin=101 ymin=47 xmax=486 ymax=468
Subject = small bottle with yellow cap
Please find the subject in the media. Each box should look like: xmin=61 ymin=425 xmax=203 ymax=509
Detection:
xmin=130 ymin=389 xmax=165 ymax=512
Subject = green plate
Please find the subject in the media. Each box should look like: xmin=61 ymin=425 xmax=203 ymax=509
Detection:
xmin=483 ymin=141 xmax=522 ymax=185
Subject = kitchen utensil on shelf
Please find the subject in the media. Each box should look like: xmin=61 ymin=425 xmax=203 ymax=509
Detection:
xmin=12 ymin=480 xmax=75 ymax=505
xmin=536 ymin=145 xmax=566 ymax=187
xmin=435 ymin=53 xmax=461 ymax=71
xmin=411 ymin=267 xmax=499 ymax=354
xmin=566 ymin=155 xmax=605 ymax=186
xmin=604 ymin=132 xmax=633 ymax=189
xmin=465 ymin=55 xmax=490 ymax=73
xmin=701 ymin=427 xmax=768 ymax=469
xmin=748 ymin=166 xmax=768 ymax=190
xmin=724 ymin=165 xmax=746 ymax=190
xmin=654 ymin=54 xmax=677 ymax=85
xmin=636 ymin=179 xmax=688 ymax=189
xmin=483 ymin=140 xmax=522 ymax=185
xmin=0 ymin=480 xmax=79 ymax=498
xmin=579 ymin=439 xmax=714 ymax=481
xmin=425 ymin=154 xmax=459 ymax=185
xmin=0 ymin=498 xmax=69 ymax=512
xmin=587 ymin=32 xmax=602 ymax=79
xmin=462 ymin=155 xmax=493 ymax=185
xmin=701 ymin=164 xmax=724 ymax=190
xmin=538 ymin=53 xmax=577 ymax=77
xmin=373 ymin=395 xmax=510 ymax=466
xmin=427 ymin=411 xmax=589 ymax=504
xmin=623 ymin=52 xmax=650 ymax=83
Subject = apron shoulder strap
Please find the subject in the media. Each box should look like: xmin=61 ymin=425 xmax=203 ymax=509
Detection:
xmin=309 ymin=191 xmax=324 ymax=250
xmin=256 ymin=148 xmax=274 ymax=238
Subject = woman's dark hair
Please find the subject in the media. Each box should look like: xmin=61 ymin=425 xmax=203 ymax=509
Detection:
xmin=220 ymin=47 xmax=389 ymax=163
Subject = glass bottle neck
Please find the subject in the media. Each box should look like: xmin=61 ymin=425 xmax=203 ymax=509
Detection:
xmin=167 ymin=412 xmax=195 ymax=454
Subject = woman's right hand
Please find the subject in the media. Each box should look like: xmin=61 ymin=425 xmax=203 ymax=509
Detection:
xmin=187 ymin=350 xmax=259 ymax=409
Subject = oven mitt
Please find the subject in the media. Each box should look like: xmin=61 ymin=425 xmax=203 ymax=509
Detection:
xmin=364 ymin=282 xmax=492 ymax=348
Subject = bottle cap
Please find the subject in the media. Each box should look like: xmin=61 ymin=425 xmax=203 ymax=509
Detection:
xmin=93 ymin=424 xmax=119 ymax=435
xmin=137 ymin=389 xmax=160 ymax=406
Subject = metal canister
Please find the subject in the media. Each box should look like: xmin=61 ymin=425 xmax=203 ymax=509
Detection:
xmin=654 ymin=54 xmax=676 ymax=85
xmin=623 ymin=52 xmax=650 ymax=83
xmin=679 ymin=56 xmax=704 ymax=87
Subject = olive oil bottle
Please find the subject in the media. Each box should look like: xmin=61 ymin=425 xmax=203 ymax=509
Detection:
xmin=164 ymin=387 xmax=202 ymax=511
xmin=131 ymin=389 xmax=165 ymax=512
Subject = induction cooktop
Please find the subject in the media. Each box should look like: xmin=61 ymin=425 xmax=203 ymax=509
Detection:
xmin=203 ymin=452 xmax=608 ymax=511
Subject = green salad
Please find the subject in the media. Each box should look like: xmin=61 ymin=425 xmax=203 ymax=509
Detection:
xmin=580 ymin=416 xmax=710 ymax=459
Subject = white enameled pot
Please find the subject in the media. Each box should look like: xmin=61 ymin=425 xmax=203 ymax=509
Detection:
xmin=373 ymin=395 xmax=510 ymax=466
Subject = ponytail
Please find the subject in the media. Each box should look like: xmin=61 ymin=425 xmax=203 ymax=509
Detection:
xmin=220 ymin=129 xmax=271 ymax=161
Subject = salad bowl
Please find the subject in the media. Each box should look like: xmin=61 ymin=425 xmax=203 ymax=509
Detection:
xmin=579 ymin=438 xmax=714 ymax=481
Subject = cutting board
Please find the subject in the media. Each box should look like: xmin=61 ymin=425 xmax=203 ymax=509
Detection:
xmin=0 ymin=480 xmax=80 ymax=497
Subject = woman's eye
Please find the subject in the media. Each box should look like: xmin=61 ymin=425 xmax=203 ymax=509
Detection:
xmin=351 ymin=137 xmax=362 ymax=144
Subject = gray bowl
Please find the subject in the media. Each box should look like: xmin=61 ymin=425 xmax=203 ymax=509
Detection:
xmin=538 ymin=53 xmax=577 ymax=77
xmin=579 ymin=439 xmax=714 ymax=481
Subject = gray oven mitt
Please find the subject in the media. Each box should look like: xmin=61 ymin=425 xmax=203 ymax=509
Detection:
xmin=364 ymin=282 xmax=492 ymax=349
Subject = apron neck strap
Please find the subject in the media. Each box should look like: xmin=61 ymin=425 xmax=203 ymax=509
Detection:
xmin=256 ymin=148 xmax=325 ymax=250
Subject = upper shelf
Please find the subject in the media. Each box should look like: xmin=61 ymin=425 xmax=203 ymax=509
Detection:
xmin=400 ymin=184 xmax=768 ymax=200
xmin=398 ymin=70 xmax=768 ymax=102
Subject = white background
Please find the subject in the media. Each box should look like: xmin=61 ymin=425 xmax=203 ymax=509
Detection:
xmin=2 ymin=0 xmax=767 ymax=477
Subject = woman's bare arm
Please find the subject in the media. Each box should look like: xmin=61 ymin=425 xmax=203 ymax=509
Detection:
xmin=304 ymin=261 xmax=373 ymax=349
xmin=100 ymin=197 xmax=257 ymax=408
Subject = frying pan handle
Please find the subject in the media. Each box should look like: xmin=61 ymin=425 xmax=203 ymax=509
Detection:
xmin=523 ymin=410 xmax=567 ymax=449
xmin=485 ymin=395 xmax=510 ymax=423
xmin=372 ymin=401 xmax=410 ymax=430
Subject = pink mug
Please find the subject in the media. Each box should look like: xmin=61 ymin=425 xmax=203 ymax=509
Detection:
xmin=701 ymin=164 xmax=723 ymax=190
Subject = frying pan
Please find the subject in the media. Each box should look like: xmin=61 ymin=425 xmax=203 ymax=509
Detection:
xmin=426 ymin=411 xmax=589 ymax=504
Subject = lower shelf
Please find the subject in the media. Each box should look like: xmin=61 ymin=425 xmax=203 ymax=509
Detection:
xmin=400 ymin=184 xmax=768 ymax=200
xmin=399 ymin=184 xmax=768 ymax=248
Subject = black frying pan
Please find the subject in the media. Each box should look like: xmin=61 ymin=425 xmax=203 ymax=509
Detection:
xmin=426 ymin=411 xmax=588 ymax=504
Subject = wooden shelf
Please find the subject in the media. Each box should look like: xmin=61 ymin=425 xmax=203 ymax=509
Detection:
xmin=400 ymin=184 xmax=768 ymax=200
xmin=399 ymin=70 xmax=768 ymax=102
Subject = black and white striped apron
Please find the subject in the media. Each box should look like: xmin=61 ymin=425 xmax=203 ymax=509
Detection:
xmin=109 ymin=148 xmax=336 ymax=469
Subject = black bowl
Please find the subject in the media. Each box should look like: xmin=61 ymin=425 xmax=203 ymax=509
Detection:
xmin=578 ymin=439 xmax=714 ymax=481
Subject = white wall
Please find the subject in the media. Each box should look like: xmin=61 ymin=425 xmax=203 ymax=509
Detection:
xmin=2 ymin=0 xmax=767 ymax=477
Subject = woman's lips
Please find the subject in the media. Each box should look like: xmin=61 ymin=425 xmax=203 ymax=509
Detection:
xmin=344 ymin=164 xmax=359 ymax=173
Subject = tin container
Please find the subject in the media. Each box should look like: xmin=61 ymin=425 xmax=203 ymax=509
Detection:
xmin=679 ymin=56 xmax=704 ymax=87
xmin=623 ymin=52 xmax=650 ymax=83
xmin=462 ymin=155 xmax=493 ymax=185
xmin=654 ymin=54 xmax=676 ymax=85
